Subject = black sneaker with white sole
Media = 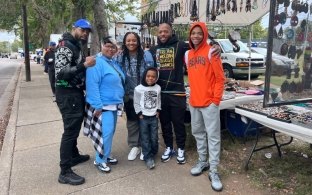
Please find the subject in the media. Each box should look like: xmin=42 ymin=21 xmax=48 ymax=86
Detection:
xmin=107 ymin=157 xmax=118 ymax=165
xmin=94 ymin=161 xmax=111 ymax=173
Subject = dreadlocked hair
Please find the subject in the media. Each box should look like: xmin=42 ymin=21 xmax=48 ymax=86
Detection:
xmin=121 ymin=32 xmax=144 ymax=84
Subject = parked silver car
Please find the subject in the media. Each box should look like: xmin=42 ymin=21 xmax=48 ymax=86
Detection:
xmin=251 ymin=47 xmax=299 ymax=76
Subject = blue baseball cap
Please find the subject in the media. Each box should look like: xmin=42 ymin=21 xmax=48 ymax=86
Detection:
xmin=73 ymin=19 xmax=92 ymax=31
xmin=49 ymin=41 xmax=56 ymax=46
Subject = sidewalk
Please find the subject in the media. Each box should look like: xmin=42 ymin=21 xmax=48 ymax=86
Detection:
xmin=0 ymin=63 xmax=220 ymax=195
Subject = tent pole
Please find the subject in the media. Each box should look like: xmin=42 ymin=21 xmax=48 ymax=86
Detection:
xmin=248 ymin=25 xmax=252 ymax=81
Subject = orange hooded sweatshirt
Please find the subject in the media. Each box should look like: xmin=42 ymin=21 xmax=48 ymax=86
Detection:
xmin=185 ymin=22 xmax=225 ymax=107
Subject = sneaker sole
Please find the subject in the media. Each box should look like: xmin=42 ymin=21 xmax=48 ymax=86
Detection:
xmin=95 ymin=165 xmax=111 ymax=173
xmin=208 ymin=176 xmax=223 ymax=192
xmin=107 ymin=160 xmax=118 ymax=165
xmin=161 ymin=156 xmax=171 ymax=163
xmin=177 ymin=159 xmax=186 ymax=164
xmin=191 ymin=166 xmax=209 ymax=176
xmin=58 ymin=177 xmax=85 ymax=185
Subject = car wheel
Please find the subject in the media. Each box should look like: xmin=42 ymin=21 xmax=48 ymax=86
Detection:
xmin=251 ymin=75 xmax=259 ymax=79
xmin=223 ymin=64 xmax=234 ymax=78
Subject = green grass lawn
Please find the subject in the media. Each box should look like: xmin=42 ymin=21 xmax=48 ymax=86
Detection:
xmin=258 ymin=74 xmax=302 ymax=89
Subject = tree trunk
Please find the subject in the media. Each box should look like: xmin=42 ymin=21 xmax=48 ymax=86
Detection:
xmin=71 ymin=0 xmax=88 ymax=56
xmin=90 ymin=0 xmax=109 ymax=55
xmin=71 ymin=0 xmax=86 ymax=20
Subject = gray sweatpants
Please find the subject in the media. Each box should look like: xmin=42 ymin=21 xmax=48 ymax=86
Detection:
xmin=189 ymin=103 xmax=221 ymax=171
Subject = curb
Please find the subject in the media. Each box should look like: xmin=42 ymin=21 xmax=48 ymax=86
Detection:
xmin=0 ymin=65 xmax=22 ymax=195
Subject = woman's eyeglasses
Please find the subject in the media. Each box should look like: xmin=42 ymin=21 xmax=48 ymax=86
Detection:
xmin=104 ymin=44 xmax=116 ymax=50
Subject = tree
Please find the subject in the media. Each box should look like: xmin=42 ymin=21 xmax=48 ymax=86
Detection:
xmin=11 ymin=40 xmax=23 ymax=52
xmin=239 ymin=20 xmax=268 ymax=40
xmin=0 ymin=0 xmax=139 ymax=54
xmin=0 ymin=41 xmax=10 ymax=53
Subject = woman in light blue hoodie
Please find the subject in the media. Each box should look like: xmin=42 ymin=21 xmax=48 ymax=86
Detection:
xmin=85 ymin=36 xmax=125 ymax=173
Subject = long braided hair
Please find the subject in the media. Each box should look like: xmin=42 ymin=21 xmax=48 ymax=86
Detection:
xmin=121 ymin=32 xmax=144 ymax=84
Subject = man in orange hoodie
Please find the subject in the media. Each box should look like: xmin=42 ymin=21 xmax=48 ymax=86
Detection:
xmin=184 ymin=22 xmax=225 ymax=192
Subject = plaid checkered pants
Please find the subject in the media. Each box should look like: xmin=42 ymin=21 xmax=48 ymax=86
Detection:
xmin=83 ymin=102 xmax=104 ymax=158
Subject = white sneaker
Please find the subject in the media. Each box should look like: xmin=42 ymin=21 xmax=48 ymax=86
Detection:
xmin=176 ymin=148 xmax=186 ymax=164
xmin=140 ymin=150 xmax=144 ymax=161
xmin=161 ymin=147 xmax=175 ymax=162
xmin=94 ymin=161 xmax=111 ymax=173
xmin=128 ymin=147 xmax=140 ymax=161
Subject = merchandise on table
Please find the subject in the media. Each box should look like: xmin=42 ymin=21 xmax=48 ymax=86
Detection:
xmin=236 ymin=101 xmax=312 ymax=128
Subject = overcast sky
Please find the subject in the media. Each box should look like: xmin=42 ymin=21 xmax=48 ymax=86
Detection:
xmin=0 ymin=31 xmax=16 ymax=43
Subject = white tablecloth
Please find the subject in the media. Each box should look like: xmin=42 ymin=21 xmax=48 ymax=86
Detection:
xmin=220 ymin=95 xmax=263 ymax=110
xmin=235 ymin=108 xmax=312 ymax=144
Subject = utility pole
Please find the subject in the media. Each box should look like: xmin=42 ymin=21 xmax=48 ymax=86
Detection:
xmin=22 ymin=3 xmax=31 ymax=81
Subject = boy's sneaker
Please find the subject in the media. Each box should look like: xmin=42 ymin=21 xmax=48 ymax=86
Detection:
xmin=146 ymin=158 xmax=155 ymax=169
xmin=94 ymin=161 xmax=111 ymax=173
xmin=161 ymin=147 xmax=175 ymax=162
xmin=107 ymin=156 xmax=118 ymax=165
xmin=176 ymin=148 xmax=186 ymax=164
xmin=128 ymin=147 xmax=140 ymax=161
xmin=190 ymin=160 xmax=209 ymax=176
xmin=208 ymin=171 xmax=223 ymax=192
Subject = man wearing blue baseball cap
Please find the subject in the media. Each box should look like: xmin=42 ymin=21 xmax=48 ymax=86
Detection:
xmin=43 ymin=41 xmax=57 ymax=96
xmin=55 ymin=18 xmax=95 ymax=185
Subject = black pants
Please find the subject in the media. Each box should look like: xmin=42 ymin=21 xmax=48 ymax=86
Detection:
xmin=159 ymin=94 xmax=186 ymax=150
xmin=48 ymin=68 xmax=55 ymax=95
xmin=44 ymin=62 xmax=48 ymax=73
xmin=55 ymin=88 xmax=85 ymax=173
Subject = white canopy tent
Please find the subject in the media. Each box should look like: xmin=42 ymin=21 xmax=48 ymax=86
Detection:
xmin=155 ymin=0 xmax=272 ymax=26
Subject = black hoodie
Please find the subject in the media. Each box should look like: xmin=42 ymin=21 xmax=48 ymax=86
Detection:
xmin=150 ymin=34 xmax=189 ymax=94
xmin=140 ymin=67 xmax=159 ymax=87
xmin=55 ymin=32 xmax=86 ymax=90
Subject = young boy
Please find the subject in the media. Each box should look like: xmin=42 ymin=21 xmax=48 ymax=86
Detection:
xmin=133 ymin=67 xmax=161 ymax=169
xmin=184 ymin=22 xmax=225 ymax=191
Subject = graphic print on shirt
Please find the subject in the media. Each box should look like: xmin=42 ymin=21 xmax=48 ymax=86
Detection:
xmin=55 ymin=47 xmax=73 ymax=78
xmin=126 ymin=58 xmax=138 ymax=78
xmin=155 ymin=47 xmax=175 ymax=70
xmin=144 ymin=91 xmax=157 ymax=109
xmin=188 ymin=56 xmax=207 ymax=69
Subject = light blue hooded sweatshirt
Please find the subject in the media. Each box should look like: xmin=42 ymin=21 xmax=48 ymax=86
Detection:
xmin=86 ymin=54 xmax=125 ymax=110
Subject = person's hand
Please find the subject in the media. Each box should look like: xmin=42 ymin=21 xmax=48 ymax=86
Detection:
xmin=84 ymin=56 xmax=96 ymax=67
xmin=139 ymin=115 xmax=143 ymax=119
xmin=211 ymin=44 xmax=221 ymax=57
xmin=93 ymin=109 xmax=102 ymax=117
xmin=156 ymin=112 xmax=159 ymax=118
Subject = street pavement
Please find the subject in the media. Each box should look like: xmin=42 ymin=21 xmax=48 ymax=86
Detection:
xmin=0 ymin=62 xmax=221 ymax=195
xmin=0 ymin=58 xmax=21 ymax=117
